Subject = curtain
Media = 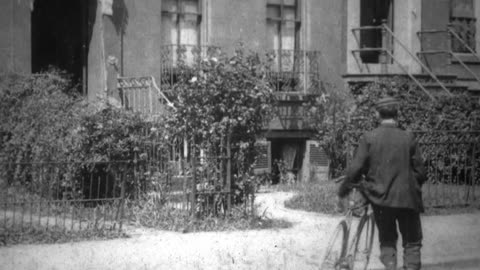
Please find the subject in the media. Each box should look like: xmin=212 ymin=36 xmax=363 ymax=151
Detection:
xmin=451 ymin=0 xmax=474 ymax=18
xmin=282 ymin=143 xmax=298 ymax=171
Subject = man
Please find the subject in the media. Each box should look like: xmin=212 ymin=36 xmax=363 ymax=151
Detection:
xmin=338 ymin=97 xmax=427 ymax=270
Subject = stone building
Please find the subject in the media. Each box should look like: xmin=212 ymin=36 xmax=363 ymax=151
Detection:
xmin=2 ymin=0 xmax=479 ymax=182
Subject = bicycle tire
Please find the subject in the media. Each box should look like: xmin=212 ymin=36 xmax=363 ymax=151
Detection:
xmin=320 ymin=220 xmax=349 ymax=270
xmin=350 ymin=213 xmax=375 ymax=270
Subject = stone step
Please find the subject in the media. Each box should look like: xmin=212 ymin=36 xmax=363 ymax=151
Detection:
xmin=343 ymin=73 xmax=458 ymax=83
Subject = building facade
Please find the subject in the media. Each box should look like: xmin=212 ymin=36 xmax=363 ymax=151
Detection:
xmin=2 ymin=0 xmax=479 ymax=182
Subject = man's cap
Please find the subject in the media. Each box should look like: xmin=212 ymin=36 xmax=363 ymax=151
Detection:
xmin=375 ymin=97 xmax=399 ymax=109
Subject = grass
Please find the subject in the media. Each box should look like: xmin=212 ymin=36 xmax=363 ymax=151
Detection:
xmin=281 ymin=181 xmax=480 ymax=216
xmin=0 ymin=225 xmax=129 ymax=246
xmin=281 ymin=181 xmax=340 ymax=215
xmin=125 ymin=196 xmax=292 ymax=233
xmin=0 ymin=189 xmax=292 ymax=246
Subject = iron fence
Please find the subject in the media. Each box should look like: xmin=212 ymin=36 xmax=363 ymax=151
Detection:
xmin=0 ymin=136 xmax=257 ymax=235
xmin=347 ymin=131 xmax=480 ymax=208
xmin=0 ymin=161 xmax=127 ymax=234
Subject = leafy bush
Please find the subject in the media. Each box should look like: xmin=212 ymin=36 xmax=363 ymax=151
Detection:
xmin=283 ymin=181 xmax=339 ymax=215
xmin=125 ymin=194 xmax=291 ymax=232
xmin=305 ymin=77 xmax=480 ymax=177
xmin=284 ymin=182 xmax=480 ymax=216
xmin=163 ymin=46 xmax=276 ymax=199
xmin=0 ymin=226 xmax=129 ymax=246
xmin=0 ymin=71 xmax=164 ymax=198
xmin=0 ymin=71 xmax=82 ymax=165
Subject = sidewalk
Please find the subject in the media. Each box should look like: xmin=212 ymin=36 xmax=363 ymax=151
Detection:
xmin=0 ymin=192 xmax=479 ymax=270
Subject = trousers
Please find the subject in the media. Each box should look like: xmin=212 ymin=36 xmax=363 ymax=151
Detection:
xmin=372 ymin=205 xmax=423 ymax=270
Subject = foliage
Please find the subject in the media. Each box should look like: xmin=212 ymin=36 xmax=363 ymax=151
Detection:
xmin=283 ymin=182 xmax=480 ymax=216
xmin=0 ymin=226 xmax=129 ymax=246
xmin=283 ymin=181 xmax=340 ymax=215
xmin=0 ymin=71 xmax=82 ymax=165
xmin=125 ymin=193 xmax=291 ymax=233
xmin=0 ymin=71 xmax=164 ymax=197
xmin=72 ymin=105 xmax=162 ymax=162
xmin=163 ymin=46 xmax=276 ymax=189
xmin=305 ymin=77 xmax=480 ymax=177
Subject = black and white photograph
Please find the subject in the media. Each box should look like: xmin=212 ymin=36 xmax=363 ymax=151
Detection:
xmin=1 ymin=0 xmax=480 ymax=269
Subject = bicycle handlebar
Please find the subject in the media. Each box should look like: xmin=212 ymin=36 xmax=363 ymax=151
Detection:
xmin=333 ymin=175 xmax=363 ymax=189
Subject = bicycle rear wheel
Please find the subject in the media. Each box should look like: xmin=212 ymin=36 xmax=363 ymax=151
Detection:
xmin=321 ymin=221 xmax=348 ymax=270
xmin=350 ymin=214 xmax=375 ymax=270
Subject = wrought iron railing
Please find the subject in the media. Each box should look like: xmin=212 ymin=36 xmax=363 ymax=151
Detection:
xmin=0 ymin=133 xmax=258 ymax=238
xmin=160 ymin=44 xmax=222 ymax=92
xmin=417 ymin=26 xmax=480 ymax=92
xmin=0 ymin=161 xmax=127 ymax=234
xmin=351 ymin=23 xmax=453 ymax=101
xmin=264 ymin=49 xmax=323 ymax=93
xmin=347 ymin=131 xmax=480 ymax=208
xmin=449 ymin=17 xmax=477 ymax=53
xmin=117 ymin=76 xmax=173 ymax=117
xmin=159 ymin=45 xmax=323 ymax=93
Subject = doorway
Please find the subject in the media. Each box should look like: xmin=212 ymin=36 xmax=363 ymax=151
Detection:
xmin=31 ymin=0 xmax=93 ymax=94
xmin=270 ymin=138 xmax=305 ymax=184
xmin=360 ymin=0 xmax=394 ymax=63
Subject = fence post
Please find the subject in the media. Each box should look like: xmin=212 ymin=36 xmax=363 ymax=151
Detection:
xmin=226 ymin=132 xmax=232 ymax=214
xmin=472 ymin=142 xmax=477 ymax=201
xmin=190 ymin=146 xmax=197 ymax=216
xmin=119 ymin=168 xmax=126 ymax=232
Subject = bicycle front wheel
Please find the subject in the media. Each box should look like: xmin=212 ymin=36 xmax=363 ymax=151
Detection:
xmin=351 ymin=214 xmax=375 ymax=270
xmin=321 ymin=221 xmax=348 ymax=270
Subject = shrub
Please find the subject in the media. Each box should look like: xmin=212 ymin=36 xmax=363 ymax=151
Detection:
xmin=0 ymin=71 xmax=164 ymax=199
xmin=163 ymin=46 xmax=276 ymax=199
xmin=305 ymin=77 xmax=480 ymax=177
xmin=0 ymin=71 xmax=81 ymax=165
xmin=125 ymin=193 xmax=292 ymax=232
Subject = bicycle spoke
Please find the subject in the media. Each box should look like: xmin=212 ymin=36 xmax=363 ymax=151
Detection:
xmin=321 ymin=221 xmax=348 ymax=270
xmin=351 ymin=215 xmax=375 ymax=270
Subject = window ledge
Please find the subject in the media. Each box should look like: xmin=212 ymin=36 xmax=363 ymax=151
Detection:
xmin=451 ymin=53 xmax=480 ymax=64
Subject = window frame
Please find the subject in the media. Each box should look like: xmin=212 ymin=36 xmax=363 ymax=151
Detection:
xmin=266 ymin=0 xmax=302 ymax=53
xmin=449 ymin=0 xmax=476 ymax=53
xmin=161 ymin=0 xmax=203 ymax=46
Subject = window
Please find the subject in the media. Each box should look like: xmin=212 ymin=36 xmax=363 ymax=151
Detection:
xmin=161 ymin=0 xmax=202 ymax=66
xmin=162 ymin=0 xmax=201 ymax=46
xmin=359 ymin=0 xmax=393 ymax=63
xmin=266 ymin=0 xmax=301 ymax=72
xmin=450 ymin=0 xmax=476 ymax=53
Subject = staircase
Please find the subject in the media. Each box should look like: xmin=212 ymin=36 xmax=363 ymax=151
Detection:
xmin=348 ymin=24 xmax=480 ymax=98
xmin=417 ymin=28 xmax=480 ymax=96
xmin=343 ymin=73 xmax=467 ymax=95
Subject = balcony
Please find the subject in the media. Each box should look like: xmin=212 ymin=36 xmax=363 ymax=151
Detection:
xmin=159 ymin=45 xmax=321 ymax=130
xmin=265 ymin=49 xmax=322 ymax=94
xmin=159 ymin=44 xmax=221 ymax=93
xmin=160 ymin=45 xmax=322 ymax=94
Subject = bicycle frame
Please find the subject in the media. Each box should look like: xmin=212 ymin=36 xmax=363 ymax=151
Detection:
xmin=321 ymin=180 xmax=375 ymax=270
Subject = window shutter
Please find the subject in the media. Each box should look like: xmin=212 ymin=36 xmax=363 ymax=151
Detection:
xmin=253 ymin=140 xmax=271 ymax=174
xmin=305 ymin=140 xmax=329 ymax=182
xmin=309 ymin=142 xmax=328 ymax=166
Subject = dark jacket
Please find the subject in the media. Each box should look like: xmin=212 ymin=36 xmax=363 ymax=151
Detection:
xmin=338 ymin=122 xmax=427 ymax=212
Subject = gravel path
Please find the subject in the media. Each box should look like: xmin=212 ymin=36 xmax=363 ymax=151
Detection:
xmin=0 ymin=191 xmax=479 ymax=270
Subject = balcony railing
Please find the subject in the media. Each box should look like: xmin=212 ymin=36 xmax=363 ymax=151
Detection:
xmin=159 ymin=45 xmax=323 ymax=93
xmin=264 ymin=49 xmax=323 ymax=93
xmin=450 ymin=17 xmax=477 ymax=53
xmin=160 ymin=44 xmax=221 ymax=92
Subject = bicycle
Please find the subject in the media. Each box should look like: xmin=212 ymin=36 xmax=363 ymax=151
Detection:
xmin=320 ymin=176 xmax=376 ymax=270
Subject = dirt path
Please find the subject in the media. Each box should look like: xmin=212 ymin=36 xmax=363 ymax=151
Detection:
xmin=1 ymin=191 xmax=480 ymax=270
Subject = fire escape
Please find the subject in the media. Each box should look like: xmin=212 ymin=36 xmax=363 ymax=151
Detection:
xmin=346 ymin=0 xmax=480 ymax=100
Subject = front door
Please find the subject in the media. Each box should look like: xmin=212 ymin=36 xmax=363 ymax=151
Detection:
xmin=360 ymin=0 xmax=394 ymax=63
xmin=31 ymin=0 xmax=91 ymax=94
